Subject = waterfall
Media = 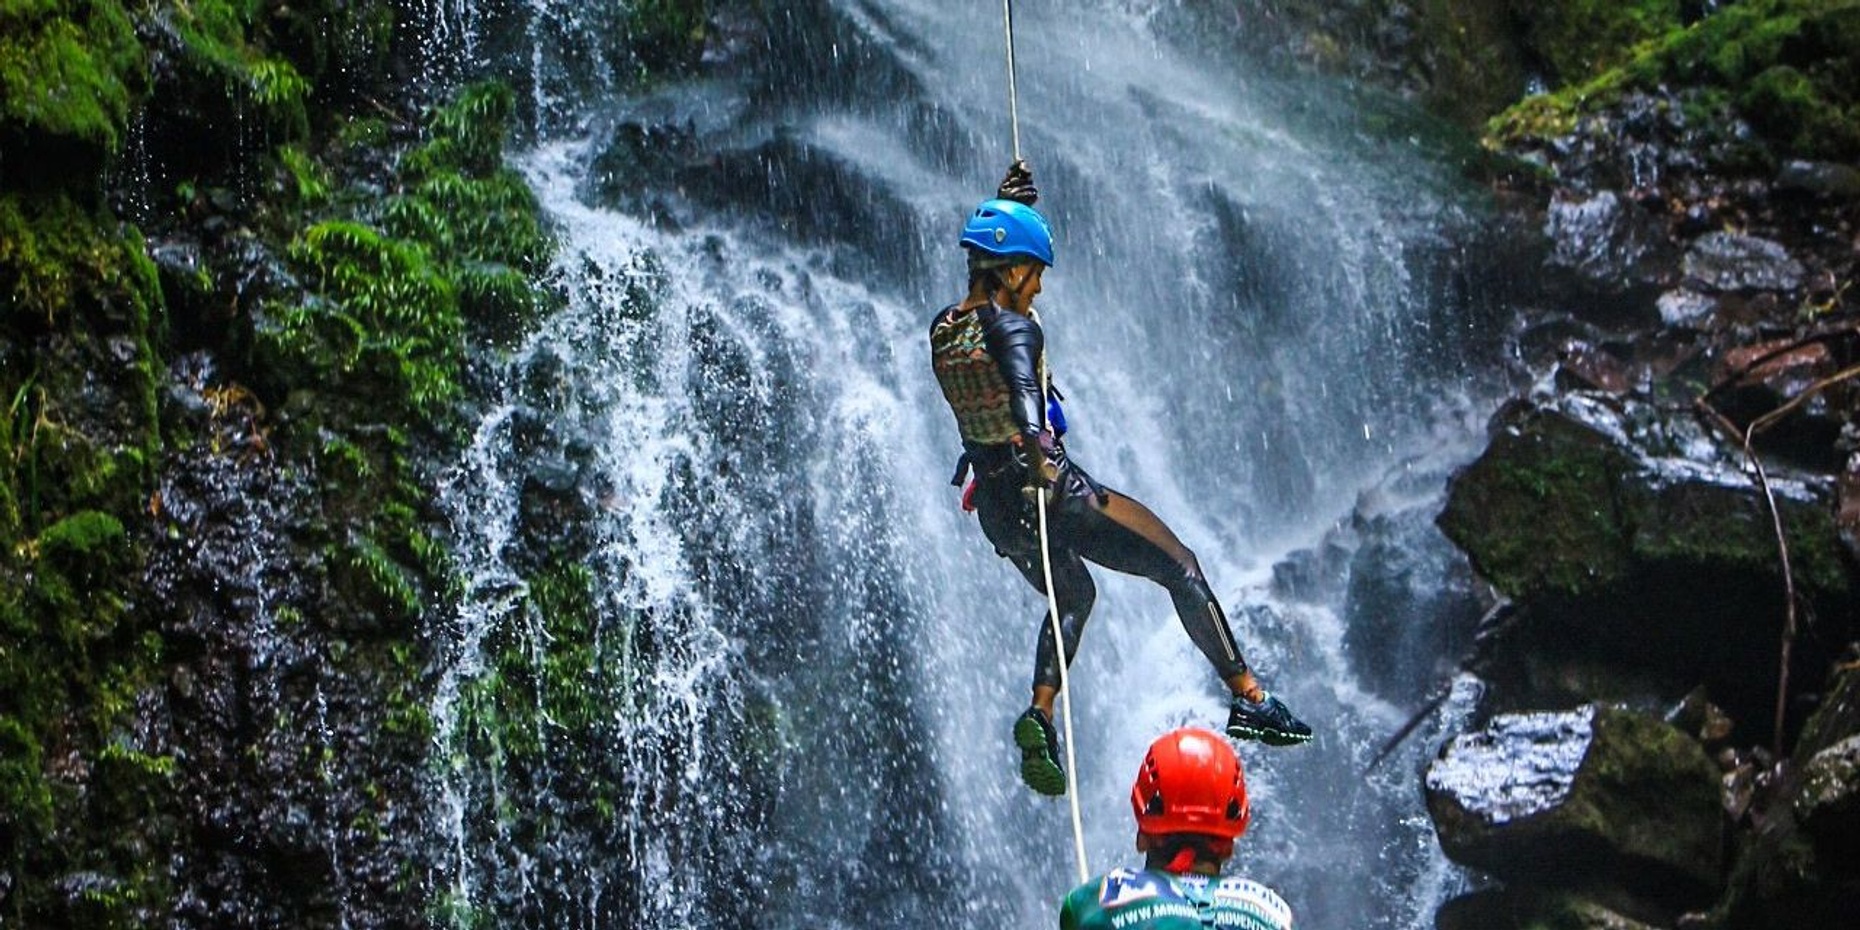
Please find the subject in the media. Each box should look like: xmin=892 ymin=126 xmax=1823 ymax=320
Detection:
xmin=428 ymin=1 xmax=1515 ymax=927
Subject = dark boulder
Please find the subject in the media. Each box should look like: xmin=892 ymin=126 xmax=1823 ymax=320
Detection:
xmin=1682 ymin=232 xmax=1806 ymax=295
xmin=1436 ymin=887 xmax=1658 ymax=930
xmin=1775 ymin=161 xmax=1860 ymax=200
xmin=1438 ymin=398 xmax=1856 ymax=733
xmin=1425 ymin=704 xmax=1724 ymax=919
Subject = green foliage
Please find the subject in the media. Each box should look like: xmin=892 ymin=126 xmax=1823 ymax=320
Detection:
xmin=340 ymin=532 xmax=423 ymax=620
xmin=1744 ymin=63 xmax=1860 ymax=156
xmin=277 ymin=219 xmax=463 ymax=420
xmin=408 ymin=82 xmax=517 ymax=177
xmin=0 ymin=717 xmax=54 ymax=836
xmin=1 ymin=193 xmax=149 ymax=326
xmin=161 ymin=0 xmax=311 ymax=138
xmin=390 ymin=82 xmax=555 ymax=336
xmin=2 ymin=9 xmax=559 ymax=929
xmin=37 ymin=509 xmax=125 ymax=558
xmin=625 ymin=0 xmax=713 ymax=73
xmin=448 ymin=560 xmax=630 ymax=874
xmin=1490 ymin=0 xmax=1860 ymax=161
xmin=1514 ymin=0 xmax=1684 ymax=85
xmin=277 ymin=145 xmax=330 ymax=204
xmin=0 ymin=0 xmax=144 ymax=147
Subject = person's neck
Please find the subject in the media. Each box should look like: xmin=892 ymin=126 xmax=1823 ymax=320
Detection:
xmin=959 ymin=287 xmax=1023 ymax=314
xmin=1145 ymin=855 xmax=1221 ymax=877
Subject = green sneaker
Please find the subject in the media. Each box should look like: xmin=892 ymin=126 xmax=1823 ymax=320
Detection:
xmin=1226 ymin=691 xmax=1314 ymax=746
xmin=1013 ymin=707 xmax=1066 ymax=796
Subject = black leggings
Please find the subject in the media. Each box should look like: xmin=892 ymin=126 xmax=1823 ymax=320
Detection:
xmin=972 ymin=462 xmax=1250 ymax=690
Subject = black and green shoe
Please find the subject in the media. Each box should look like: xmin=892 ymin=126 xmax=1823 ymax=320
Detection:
xmin=1226 ymin=691 xmax=1314 ymax=746
xmin=1013 ymin=707 xmax=1066 ymax=796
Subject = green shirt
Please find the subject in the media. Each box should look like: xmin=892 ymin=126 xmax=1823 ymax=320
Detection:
xmin=1059 ymin=867 xmax=1294 ymax=930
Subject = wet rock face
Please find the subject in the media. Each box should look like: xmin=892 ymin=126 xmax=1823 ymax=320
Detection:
xmin=1683 ymin=231 xmax=1806 ymax=295
xmin=1426 ymin=708 xmax=1594 ymax=826
xmin=1542 ymin=191 xmax=1677 ymax=324
xmin=1425 ymin=704 xmax=1724 ymax=917
xmin=1795 ymin=734 xmax=1860 ymax=858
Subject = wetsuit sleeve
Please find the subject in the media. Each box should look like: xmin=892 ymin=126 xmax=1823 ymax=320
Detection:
xmin=980 ymin=306 xmax=1046 ymax=439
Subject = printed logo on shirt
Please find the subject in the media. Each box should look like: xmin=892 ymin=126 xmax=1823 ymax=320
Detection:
xmin=1109 ymin=901 xmax=1200 ymax=929
xmin=1098 ymin=868 xmax=1165 ymax=908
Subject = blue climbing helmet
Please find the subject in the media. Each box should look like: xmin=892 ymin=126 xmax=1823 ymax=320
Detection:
xmin=960 ymin=199 xmax=1055 ymax=267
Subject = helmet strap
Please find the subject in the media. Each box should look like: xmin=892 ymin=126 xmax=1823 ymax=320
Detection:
xmin=996 ymin=265 xmax=1040 ymax=312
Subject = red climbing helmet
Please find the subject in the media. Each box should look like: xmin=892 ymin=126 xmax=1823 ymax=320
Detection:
xmin=1130 ymin=727 xmax=1250 ymax=842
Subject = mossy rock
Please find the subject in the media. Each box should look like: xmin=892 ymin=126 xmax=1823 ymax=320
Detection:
xmin=1440 ymin=398 xmax=1856 ymax=736
xmin=36 ymin=509 xmax=126 ymax=564
xmin=0 ymin=0 xmax=144 ymax=160
xmin=1440 ymin=399 xmax=1853 ymax=607
xmin=1489 ymin=0 xmax=1860 ymax=163
xmin=1426 ymin=704 xmax=1724 ymax=915
xmin=1510 ymin=0 xmax=1685 ymax=86
xmin=1438 ymin=400 xmax=1639 ymax=599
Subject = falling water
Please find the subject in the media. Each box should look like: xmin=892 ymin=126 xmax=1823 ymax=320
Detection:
xmin=429 ymin=1 xmax=1516 ymax=927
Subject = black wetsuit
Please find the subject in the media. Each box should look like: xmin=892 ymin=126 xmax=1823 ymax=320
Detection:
xmin=930 ymin=301 xmax=1251 ymax=690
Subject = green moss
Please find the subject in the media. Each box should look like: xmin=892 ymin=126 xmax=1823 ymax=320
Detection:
xmin=444 ymin=558 xmax=635 ymax=907
xmin=276 ymin=144 xmax=331 ymax=206
xmin=0 ymin=0 xmax=144 ymax=148
xmin=160 ymin=0 xmax=310 ymax=137
xmin=625 ymin=0 xmax=713 ymax=74
xmin=0 ymin=716 xmax=54 ymax=836
xmin=1438 ymin=410 xmax=1638 ymax=599
xmin=0 ymin=510 xmax=162 ymax=926
xmin=0 ymin=194 xmax=162 ymax=533
xmin=389 ymin=82 xmax=555 ymax=336
xmin=2 ymin=193 xmax=144 ymax=325
xmin=1489 ymin=0 xmax=1860 ymax=161
xmin=1742 ymin=64 xmax=1860 ymax=157
xmin=1515 ymin=0 xmax=1684 ymax=86
xmin=338 ymin=532 xmax=423 ymax=620
xmin=274 ymin=219 xmax=462 ymax=420
xmin=37 ymin=509 xmax=125 ymax=558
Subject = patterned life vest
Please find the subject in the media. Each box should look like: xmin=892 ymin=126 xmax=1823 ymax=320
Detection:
xmin=929 ymin=305 xmax=1035 ymax=445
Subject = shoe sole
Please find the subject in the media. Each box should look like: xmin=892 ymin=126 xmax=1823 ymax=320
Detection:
xmin=1227 ymin=723 xmax=1314 ymax=747
xmin=1013 ymin=715 xmax=1067 ymax=796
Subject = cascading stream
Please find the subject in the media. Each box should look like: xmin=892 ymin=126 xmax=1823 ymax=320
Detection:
xmin=428 ymin=2 xmax=1515 ymax=927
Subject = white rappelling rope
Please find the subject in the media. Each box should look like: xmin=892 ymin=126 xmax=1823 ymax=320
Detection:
xmin=1003 ymin=0 xmax=1023 ymax=161
xmin=1003 ymin=0 xmax=1087 ymax=884
xmin=1037 ymin=484 xmax=1090 ymax=884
